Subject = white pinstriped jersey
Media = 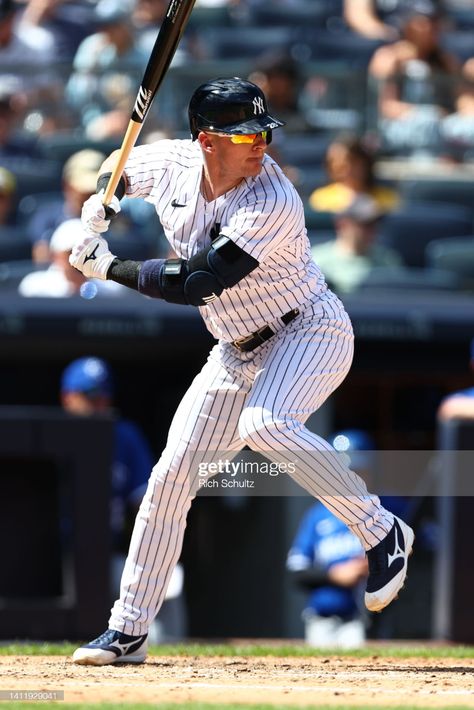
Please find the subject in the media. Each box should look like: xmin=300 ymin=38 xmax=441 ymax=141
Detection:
xmin=124 ymin=138 xmax=328 ymax=341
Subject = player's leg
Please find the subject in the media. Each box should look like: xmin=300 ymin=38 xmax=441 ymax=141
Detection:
xmin=73 ymin=346 xmax=251 ymax=664
xmin=236 ymin=298 xmax=414 ymax=611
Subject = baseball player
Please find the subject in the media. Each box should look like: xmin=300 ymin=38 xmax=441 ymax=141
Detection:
xmin=70 ymin=78 xmax=414 ymax=665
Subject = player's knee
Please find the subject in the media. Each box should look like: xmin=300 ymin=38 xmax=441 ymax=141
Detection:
xmin=238 ymin=407 xmax=278 ymax=449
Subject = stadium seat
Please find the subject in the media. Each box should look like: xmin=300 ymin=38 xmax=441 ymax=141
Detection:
xmin=379 ymin=201 xmax=474 ymax=268
xmin=249 ymin=0 xmax=342 ymax=28
xmin=0 ymin=158 xmax=62 ymax=198
xmin=38 ymin=134 xmax=118 ymax=164
xmin=399 ymin=179 xmax=474 ymax=213
xmin=358 ymin=266 xmax=462 ymax=292
xmin=201 ymin=26 xmax=295 ymax=60
xmin=304 ymin=208 xmax=336 ymax=231
xmin=293 ymin=166 xmax=327 ymax=201
xmin=425 ymin=237 xmax=474 ymax=287
xmin=277 ymin=134 xmax=332 ymax=168
xmin=17 ymin=192 xmax=63 ymax=226
xmin=298 ymin=29 xmax=385 ymax=67
xmin=0 ymin=260 xmax=39 ymax=290
xmin=440 ymin=30 xmax=474 ymax=63
xmin=0 ymin=227 xmax=32 ymax=262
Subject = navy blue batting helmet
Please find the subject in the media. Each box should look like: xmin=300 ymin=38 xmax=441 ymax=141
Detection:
xmin=188 ymin=77 xmax=285 ymax=141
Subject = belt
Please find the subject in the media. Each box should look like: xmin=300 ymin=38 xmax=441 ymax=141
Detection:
xmin=232 ymin=308 xmax=300 ymax=352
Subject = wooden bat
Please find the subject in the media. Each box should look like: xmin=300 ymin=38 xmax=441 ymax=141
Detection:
xmin=102 ymin=0 xmax=197 ymax=206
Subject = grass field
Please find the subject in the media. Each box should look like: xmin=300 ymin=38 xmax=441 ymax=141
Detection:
xmin=1 ymin=642 xmax=474 ymax=659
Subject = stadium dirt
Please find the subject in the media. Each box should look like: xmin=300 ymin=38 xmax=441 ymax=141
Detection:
xmin=1 ymin=654 xmax=474 ymax=707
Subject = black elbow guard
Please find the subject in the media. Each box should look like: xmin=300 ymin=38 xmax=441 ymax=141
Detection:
xmin=140 ymin=236 xmax=260 ymax=307
xmin=184 ymin=235 xmax=259 ymax=306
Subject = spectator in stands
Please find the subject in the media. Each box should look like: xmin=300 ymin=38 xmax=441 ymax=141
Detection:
xmin=27 ymin=149 xmax=106 ymax=263
xmin=248 ymin=52 xmax=311 ymax=134
xmin=19 ymin=0 xmax=95 ymax=61
xmin=287 ymin=501 xmax=368 ymax=648
xmin=311 ymin=194 xmax=403 ymax=294
xmin=441 ymin=60 xmax=474 ymax=158
xmin=132 ymin=0 xmax=167 ymax=55
xmin=344 ymin=0 xmax=400 ymax=40
xmin=437 ymin=338 xmax=474 ymax=421
xmin=60 ymin=355 xmax=187 ymax=641
xmin=0 ymin=0 xmax=59 ymax=105
xmin=0 ymin=85 xmax=43 ymax=159
xmin=309 ymin=134 xmax=400 ymax=213
xmin=368 ymin=0 xmax=460 ymax=155
xmin=65 ymin=0 xmax=143 ymax=131
xmin=0 ymin=166 xmax=16 ymax=227
xmin=19 ymin=218 xmax=124 ymax=297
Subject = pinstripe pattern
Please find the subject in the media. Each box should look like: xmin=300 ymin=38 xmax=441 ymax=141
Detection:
xmin=124 ymin=139 xmax=326 ymax=341
xmin=108 ymin=137 xmax=395 ymax=635
xmin=109 ymin=296 xmax=393 ymax=635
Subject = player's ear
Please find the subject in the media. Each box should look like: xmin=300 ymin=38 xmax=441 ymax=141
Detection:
xmin=198 ymin=132 xmax=215 ymax=153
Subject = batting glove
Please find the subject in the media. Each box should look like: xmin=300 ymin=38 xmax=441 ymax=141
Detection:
xmin=81 ymin=191 xmax=121 ymax=235
xmin=69 ymin=233 xmax=116 ymax=280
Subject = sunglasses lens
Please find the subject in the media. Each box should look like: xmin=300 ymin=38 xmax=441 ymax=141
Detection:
xmin=230 ymin=131 xmax=268 ymax=144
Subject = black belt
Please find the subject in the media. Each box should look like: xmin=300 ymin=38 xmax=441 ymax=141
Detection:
xmin=232 ymin=308 xmax=300 ymax=352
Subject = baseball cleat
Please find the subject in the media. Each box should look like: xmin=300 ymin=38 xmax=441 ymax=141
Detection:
xmin=72 ymin=629 xmax=148 ymax=666
xmin=365 ymin=516 xmax=414 ymax=613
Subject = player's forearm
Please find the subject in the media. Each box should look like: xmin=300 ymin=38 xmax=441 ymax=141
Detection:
xmin=106 ymin=238 xmax=259 ymax=306
xmin=289 ymin=566 xmax=329 ymax=590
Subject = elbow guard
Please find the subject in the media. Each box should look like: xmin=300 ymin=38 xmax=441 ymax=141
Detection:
xmin=138 ymin=235 xmax=259 ymax=306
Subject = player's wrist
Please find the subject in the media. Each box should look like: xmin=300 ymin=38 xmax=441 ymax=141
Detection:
xmin=96 ymin=172 xmax=126 ymax=202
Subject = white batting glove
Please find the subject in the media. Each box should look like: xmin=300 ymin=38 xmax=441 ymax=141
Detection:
xmin=81 ymin=191 xmax=121 ymax=235
xmin=69 ymin=233 xmax=116 ymax=280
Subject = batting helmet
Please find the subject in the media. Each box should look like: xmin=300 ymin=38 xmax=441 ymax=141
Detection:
xmin=188 ymin=77 xmax=285 ymax=141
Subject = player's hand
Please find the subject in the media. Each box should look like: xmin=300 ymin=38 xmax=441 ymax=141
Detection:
xmin=69 ymin=233 xmax=116 ymax=280
xmin=327 ymin=558 xmax=368 ymax=587
xmin=81 ymin=191 xmax=121 ymax=235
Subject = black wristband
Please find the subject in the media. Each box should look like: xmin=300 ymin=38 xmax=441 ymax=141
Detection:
xmin=107 ymin=258 xmax=141 ymax=289
xmin=96 ymin=172 xmax=126 ymax=201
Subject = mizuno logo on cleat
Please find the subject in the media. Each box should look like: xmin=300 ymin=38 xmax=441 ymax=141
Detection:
xmin=84 ymin=244 xmax=99 ymax=263
xmin=387 ymin=526 xmax=405 ymax=568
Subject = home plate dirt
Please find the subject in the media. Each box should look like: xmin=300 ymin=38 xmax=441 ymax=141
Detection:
xmin=1 ymin=655 xmax=474 ymax=706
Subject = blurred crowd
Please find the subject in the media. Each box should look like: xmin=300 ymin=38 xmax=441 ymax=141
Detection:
xmin=1 ymin=0 xmax=474 ymax=296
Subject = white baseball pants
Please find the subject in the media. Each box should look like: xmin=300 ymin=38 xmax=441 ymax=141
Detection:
xmin=110 ymin=295 xmax=394 ymax=634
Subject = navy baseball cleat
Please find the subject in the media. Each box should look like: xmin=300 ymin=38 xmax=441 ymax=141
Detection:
xmin=72 ymin=629 xmax=148 ymax=665
xmin=365 ymin=516 xmax=414 ymax=613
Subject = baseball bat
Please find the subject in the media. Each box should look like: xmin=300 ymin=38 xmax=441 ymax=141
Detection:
xmin=102 ymin=0 xmax=197 ymax=206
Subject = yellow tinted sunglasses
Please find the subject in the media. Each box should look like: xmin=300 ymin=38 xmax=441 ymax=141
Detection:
xmin=212 ymin=131 xmax=268 ymax=144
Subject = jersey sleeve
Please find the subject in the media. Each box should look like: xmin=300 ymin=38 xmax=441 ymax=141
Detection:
xmin=286 ymin=505 xmax=319 ymax=572
xmin=221 ymin=162 xmax=305 ymax=263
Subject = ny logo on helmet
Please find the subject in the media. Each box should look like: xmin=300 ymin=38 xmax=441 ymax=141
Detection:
xmin=253 ymin=97 xmax=265 ymax=115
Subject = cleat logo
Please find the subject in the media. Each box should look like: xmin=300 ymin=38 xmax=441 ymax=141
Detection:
xmin=387 ymin=526 xmax=405 ymax=568
xmin=84 ymin=244 xmax=99 ymax=264
xmin=110 ymin=638 xmax=144 ymax=656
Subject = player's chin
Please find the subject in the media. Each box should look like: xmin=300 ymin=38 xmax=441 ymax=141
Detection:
xmin=246 ymin=157 xmax=264 ymax=175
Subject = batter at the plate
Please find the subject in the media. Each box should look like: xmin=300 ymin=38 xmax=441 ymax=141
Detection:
xmin=70 ymin=77 xmax=414 ymax=665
